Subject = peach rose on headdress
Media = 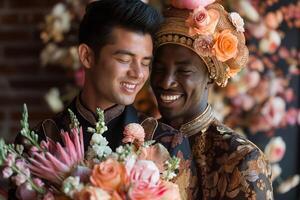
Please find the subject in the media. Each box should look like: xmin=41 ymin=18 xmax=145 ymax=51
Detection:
xmin=90 ymin=158 xmax=128 ymax=191
xmin=213 ymin=29 xmax=238 ymax=62
xmin=186 ymin=6 xmax=220 ymax=36
xmin=170 ymin=0 xmax=215 ymax=10
xmin=193 ymin=35 xmax=214 ymax=57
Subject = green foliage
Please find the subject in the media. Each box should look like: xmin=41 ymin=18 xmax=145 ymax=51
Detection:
xmin=20 ymin=104 xmax=41 ymax=150
xmin=68 ymin=109 xmax=80 ymax=130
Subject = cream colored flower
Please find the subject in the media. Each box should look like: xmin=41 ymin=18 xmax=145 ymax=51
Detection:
xmin=44 ymin=88 xmax=64 ymax=113
xmin=264 ymin=137 xmax=286 ymax=163
xmin=229 ymin=12 xmax=245 ymax=32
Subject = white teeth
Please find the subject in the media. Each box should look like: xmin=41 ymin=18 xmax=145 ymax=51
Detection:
xmin=121 ymin=83 xmax=136 ymax=90
xmin=160 ymin=94 xmax=181 ymax=102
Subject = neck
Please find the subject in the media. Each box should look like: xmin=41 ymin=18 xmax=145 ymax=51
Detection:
xmin=81 ymin=85 xmax=115 ymax=112
xmin=165 ymin=100 xmax=208 ymax=129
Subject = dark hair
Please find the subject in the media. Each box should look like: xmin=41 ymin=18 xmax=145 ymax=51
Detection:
xmin=79 ymin=0 xmax=162 ymax=54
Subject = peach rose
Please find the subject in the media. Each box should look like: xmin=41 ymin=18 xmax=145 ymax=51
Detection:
xmin=170 ymin=0 xmax=215 ymax=10
xmin=213 ymin=29 xmax=238 ymax=62
xmin=74 ymin=186 xmax=111 ymax=200
xmin=128 ymin=182 xmax=167 ymax=200
xmin=90 ymin=158 xmax=128 ymax=191
xmin=186 ymin=6 xmax=220 ymax=36
xmin=122 ymin=123 xmax=145 ymax=147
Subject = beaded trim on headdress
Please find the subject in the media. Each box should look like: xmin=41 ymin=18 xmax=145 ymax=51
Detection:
xmin=155 ymin=2 xmax=249 ymax=87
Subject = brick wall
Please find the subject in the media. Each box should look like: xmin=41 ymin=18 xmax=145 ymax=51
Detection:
xmin=0 ymin=0 xmax=70 ymax=142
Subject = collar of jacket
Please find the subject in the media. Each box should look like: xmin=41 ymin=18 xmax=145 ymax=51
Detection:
xmin=75 ymin=95 xmax=125 ymax=125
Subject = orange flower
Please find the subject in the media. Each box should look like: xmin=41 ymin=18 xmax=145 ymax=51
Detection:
xmin=122 ymin=123 xmax=145 ymax=147
xmin=160 ymin=181 xmax=181 ymax=200
xmin=74 ymin=186 xmax=111 ymax=200
xmin=185 ymin=7 xmax=220 ymax=36
xmin=90 ymin=158 xmax=128 ymax=192
xmin=213 ymin=29 xmax=238 ymax=62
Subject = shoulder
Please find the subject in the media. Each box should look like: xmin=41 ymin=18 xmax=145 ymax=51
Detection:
xmin=204 ymin=120 xmax=273 ymax=199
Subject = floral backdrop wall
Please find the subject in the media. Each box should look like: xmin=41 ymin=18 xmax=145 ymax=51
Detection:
xmin=39 ymin=0 xmax=300 ymax=199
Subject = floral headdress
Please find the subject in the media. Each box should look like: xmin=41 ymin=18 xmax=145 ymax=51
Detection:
xmin=155 ymin=0 xmax=249 ymax=87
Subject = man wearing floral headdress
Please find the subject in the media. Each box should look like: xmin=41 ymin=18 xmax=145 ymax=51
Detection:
xmin=151 ymin=0 xmax=273 ymax=199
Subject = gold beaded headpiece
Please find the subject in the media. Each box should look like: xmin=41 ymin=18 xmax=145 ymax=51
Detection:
xmin=155 ymin=2 xmax=249 ymax=87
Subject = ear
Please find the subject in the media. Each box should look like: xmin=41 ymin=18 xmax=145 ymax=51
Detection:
xmin=205 ymin=78 xmax=214 ymax=89
xmin=78 ymin=44 xmax=95 ymax=69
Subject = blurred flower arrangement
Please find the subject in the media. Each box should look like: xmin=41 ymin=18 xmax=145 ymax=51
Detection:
xmin=210 ymin=0 xmax=300 ymax=135
xmin=39 ymin=0 xmax=300 ymax=197
xmin=209 ymin=0 xmax=300 ymax=195
xmin=0 ymin=104 xmax=181 ymax=199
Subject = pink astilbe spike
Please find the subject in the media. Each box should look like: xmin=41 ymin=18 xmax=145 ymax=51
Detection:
xmin=28 ymin=127 xmax=85 ymax=185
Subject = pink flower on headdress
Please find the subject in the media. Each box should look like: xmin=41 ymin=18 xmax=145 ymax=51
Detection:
xmin=186 ymin=6 xmax=220 ymax=36
xmin=193 ymin=35 xmax=214 ymax=57
xmin=122 ymin=123 xmax=145 ymax=147
xmin=229 ymin=12 xmax=245 ymax=32
xmin=170 ymin=0 xmax=215 ymax=10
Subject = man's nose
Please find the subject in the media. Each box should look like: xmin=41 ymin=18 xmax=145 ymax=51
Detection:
xmin=128 ymin=61 xmax=145 ymax=80
xmin=159 ymin=73 xmax=178 ymax=90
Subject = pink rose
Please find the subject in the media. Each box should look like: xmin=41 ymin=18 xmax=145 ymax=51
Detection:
xmin=138 ymin=144 xmax=170 ymax=172
xmin=264 ymin=11 xmax=283 ymax=29
xmin=5 ymin=153 xmax=16 ymax=167
xmin=193 ymin=35 xmax=214 ymax=57
xmin=170 ymin=0 xmax=215 ymax=10
xmin=128 ymin=182 xmax=167 ymax=200
xmin=229 ymin=12 xmax=245 ymax=32
xmin=122 ymin=123 xmax=145 ymax=147
xmin=261 ymin=97 xmax=286 ymax=127
xmin=284 ymin=108 xmax=298 ymax=125
xmin=264 ymin=137 xmax=286 ymax=163
xmin=186 ymin=6 xmax=220 ymax=36
xmin=298 ymin=111 xmax=300 ymax=125
xmin=244 ymin=70 xmax=260 ymax=89
xmin=126 ymin=159 xmax=160 ymax=186
xmin=2 ymin=167 xmax=13 ymax=178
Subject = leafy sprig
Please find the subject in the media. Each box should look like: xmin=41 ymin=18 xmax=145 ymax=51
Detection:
xmin=20 ymin=104 xmax=41 ymax=150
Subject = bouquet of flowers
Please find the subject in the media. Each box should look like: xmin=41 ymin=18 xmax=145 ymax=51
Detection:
xmin=0 ymin=105 xmax=181 ymax=200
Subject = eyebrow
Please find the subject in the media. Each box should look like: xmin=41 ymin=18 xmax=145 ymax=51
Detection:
xmin=175 ymin=60 xmax=192 ymax=65
xmin=113 ymin=50 xmax=152 ymax=60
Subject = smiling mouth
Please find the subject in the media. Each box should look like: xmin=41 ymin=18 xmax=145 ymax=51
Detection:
xmin=121 ymin=82 xmax=138 ymax=93
xmin=160 ymin=94 xmax=182 ymax=103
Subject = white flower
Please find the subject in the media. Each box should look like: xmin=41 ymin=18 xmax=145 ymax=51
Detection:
xmin=238 ymin=0 xmax=260 ymax=22
xmin=277 ymin=175 xmax=300 ymax=194
xmin=91 ymin=134 xmax=108 ymax=146
xmin=229 ymin=12 xmax=245 ymax=32
xmin=259 ymin=30 xmax=281 ymax=53
xmin=45 ymin=88 xmax=64 ymax=113
xmin=92 ymin=145 xmax=112 ymax=158
xmin=264 ymin=137 xmax=286 ymax=163
xmin=62 ymin=176 xmax=83 ymax=198
xmin=261 ymin=97 xmax=286 ymax=127
xmin=271 ymin=164 xmax=282 ymax=181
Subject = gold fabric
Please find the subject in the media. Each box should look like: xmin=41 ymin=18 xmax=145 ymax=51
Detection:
xmin=179 ymin=107 xmax=274 ymax=200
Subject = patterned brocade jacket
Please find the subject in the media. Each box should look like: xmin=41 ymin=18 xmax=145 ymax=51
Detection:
xmin=178 ymin=104 xmax=274 ymax=200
